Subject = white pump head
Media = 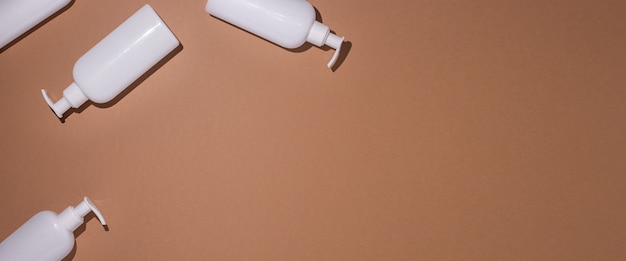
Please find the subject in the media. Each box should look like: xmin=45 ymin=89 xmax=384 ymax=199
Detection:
xmin=58 ymin=197 xmax=107 ymax=232
xmin=307 ymin=21 xmax=345 ymax=68
xmin=41 ymin=82 xmax=89 ymax=118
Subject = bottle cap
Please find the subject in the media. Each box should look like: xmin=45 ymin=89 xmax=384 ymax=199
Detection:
xmin=42 ymin=82 xmax=88 ymax=118
xmin=58 ymin=197 xmax=107 ymax=232
xmin=307 ymin=21 xmax=345 ymax=68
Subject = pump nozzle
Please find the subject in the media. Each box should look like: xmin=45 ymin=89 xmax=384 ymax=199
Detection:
xmin=42 ymin=90 xmax=70 ymax=118
xmin=41 ymin=82 xmax=88 ymax=118
xmin=307 ymin=21 xmax=345 ymax=69
xmin=58 ymin=196 xmax=107 ymax=232
xmin=324 ymin=33 xmax=344 ymax=68
xmin=75 ymin=197 xmax=107 ymax=226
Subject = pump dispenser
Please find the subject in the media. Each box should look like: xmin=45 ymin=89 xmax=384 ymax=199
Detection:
xmin=58 ymin=196 xmax=107 ymax=231
xmin=41 ymin=4 xmax=180 ymax=118
xmin=0 ymin=197 xmax=107 ymax=261
xmin=307 ymin=21 xmax=344 ymax=68
xmin=206 ymin=0 xmax=346 ymax=68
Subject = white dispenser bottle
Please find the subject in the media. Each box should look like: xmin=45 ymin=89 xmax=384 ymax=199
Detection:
xmin=0 ymin=0 xmax=71 ymax=50
xmin=41 ymin=4 xmax=180 ymax=118
xmin=206 ymin=0 xmax=345 ymax=68
xmin=0 ymin=197 xmax=107 ymax=261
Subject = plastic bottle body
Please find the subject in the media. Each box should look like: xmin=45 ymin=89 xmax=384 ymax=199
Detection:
xmin=206 ymin=0 xmax=345 ymax=68
xmin=73 ymin=4 xmax=179 ymax=103
xmin=0 ymin=211 xmax=75 ymax=261
xmin=0 ymin=0 xmax=71 ymax=49
xmin=206 ymin=0 xmax=315 ymax=49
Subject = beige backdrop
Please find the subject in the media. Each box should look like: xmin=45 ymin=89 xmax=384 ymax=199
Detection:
xmin=1 ymin=0 xmax=625 ymax=260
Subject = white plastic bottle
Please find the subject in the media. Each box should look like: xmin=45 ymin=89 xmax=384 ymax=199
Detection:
xmin=41 ymin=4 xmax=180 ymax=118
xmin=206 ymin=0 xmax=345 ymax=68
xmin=0 ymin=0 xmax=71 ymax=50
xmin=0 ymin=197 xmax=107 ymax=261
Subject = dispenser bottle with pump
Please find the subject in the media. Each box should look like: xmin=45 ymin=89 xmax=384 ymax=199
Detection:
xmin=41 ymin=4 xmax=180 ymax=118
xmin=0 ymin=0 xmax=72 ymax=49
xmin=0 ymin=197 xmax=107 ymax=261
xmin=206 ymin=0 xmax=345 ymax=68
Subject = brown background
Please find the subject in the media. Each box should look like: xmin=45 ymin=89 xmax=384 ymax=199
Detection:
xmin=1 ymin=0 xmax=625 ymax=260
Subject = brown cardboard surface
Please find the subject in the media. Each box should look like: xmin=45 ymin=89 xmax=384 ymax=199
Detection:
xmin=1 ymin=0 xmax=625 ymax=260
